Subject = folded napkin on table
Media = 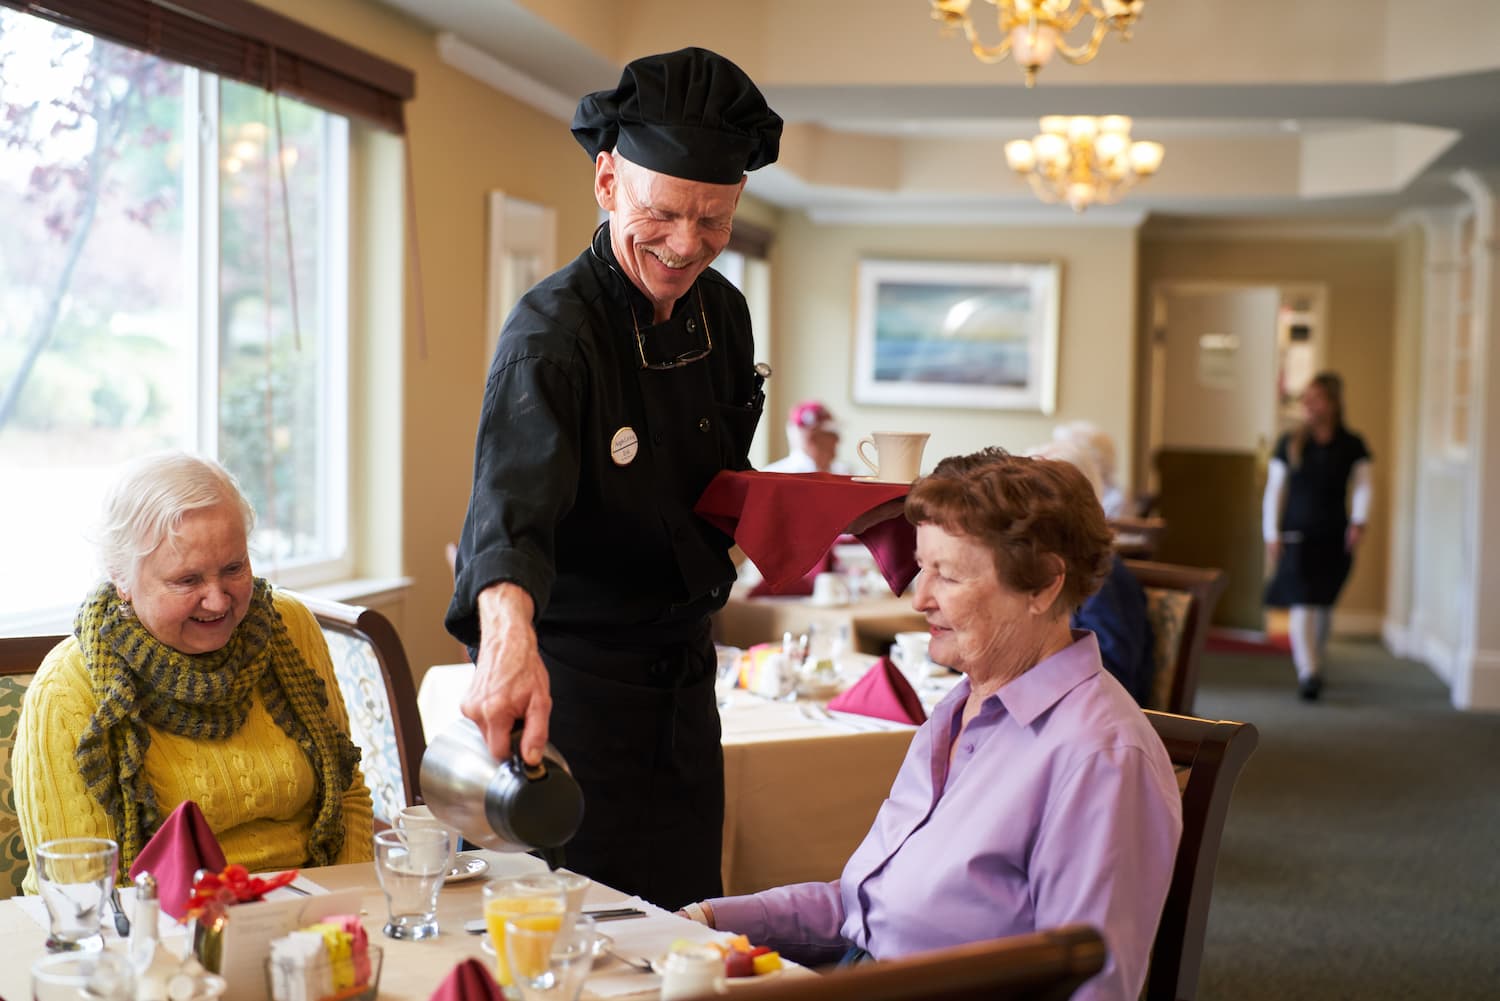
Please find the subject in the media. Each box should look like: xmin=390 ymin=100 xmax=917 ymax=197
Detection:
xmin=695 ymin=471 xmax=916 ymax=595
xmin=128 ymin=800 xmax=227 ymax=919
xmin=428 ymin=959 xmax=505 ymax=1001
xmin=826 ymin=656 xmax=927 ymax=725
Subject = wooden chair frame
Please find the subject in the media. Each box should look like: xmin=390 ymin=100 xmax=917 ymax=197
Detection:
xmin=682 ymin=925 xmax=1106 ymax=1001
xmin=0 ymin=635 xmax=65 ymax=676
xmin=1125 ymin=559 xmax=1228 ymax=716
xmin=1143 ymin=711 xmax=1259 ymax=1001
xmin=287 ymin=591 xmax=427 ymax=809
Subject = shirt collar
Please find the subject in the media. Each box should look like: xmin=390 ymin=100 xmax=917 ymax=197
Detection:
xmin=946 ymin=630 xmax=1101 ymax=728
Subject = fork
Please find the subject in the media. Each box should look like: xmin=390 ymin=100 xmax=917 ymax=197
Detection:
xmin=604 ymin=946 xmax=659 ymax=974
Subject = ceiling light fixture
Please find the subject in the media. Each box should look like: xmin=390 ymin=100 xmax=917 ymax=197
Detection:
xmin=931 ymin=0 xmax=1146 ymax=87
xmin=1004 ymin=115 xmax=1164 ymax=212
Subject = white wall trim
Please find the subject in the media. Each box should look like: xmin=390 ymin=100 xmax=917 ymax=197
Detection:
xmin=1381 ymin=617 xmax=1414 ymax=658
xmin=1418 ymin=630 xmax=1457 ymax=686
xmin=805 ymin=203 xmax=1147 ymax=228
xmin=1140 ymin=218 xmax=1402 ymax=243
xmin=1462 ymin=648 xmax=1500 ymax=711
xmin=436 ymin=32 xmax=576 ymax=123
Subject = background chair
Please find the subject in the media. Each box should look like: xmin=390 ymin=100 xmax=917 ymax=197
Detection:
xmin=283 ymin=592 xmax=427 ymax=826
xmin=1126 ymin=560 xmax=1228 ymax=715
xmin=686 ymin=925 xmax=1105 ymax=1001
xmin=1143 ymin=711 xmax=1259 ymax=1001
xmin=0 ymin=634 xmax=66 ymax=899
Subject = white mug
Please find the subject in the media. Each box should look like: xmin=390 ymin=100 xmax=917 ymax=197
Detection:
xmin=857 ymin=431 xmax=930 ymax=483
xmin=396 ymin=804 xmax=455 ymax=874
xmin=810 ymin=572 xmax=851 ymax=606
xmin=890 ymin=630 xmax=933 ymax=683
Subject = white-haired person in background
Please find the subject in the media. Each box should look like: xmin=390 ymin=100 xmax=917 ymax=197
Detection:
xmin=764 ymin=400 xmax=852 ymax=474
xmin=1053 ymin=420 xmax=1127 ymax=519
xmin=14 ymin=451 xmax=373 ymax=891
xmin=1026 ymin=439 xmax=1156 ymax=706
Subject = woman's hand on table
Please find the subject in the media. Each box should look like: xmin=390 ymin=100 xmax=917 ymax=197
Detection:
xmin=677 ymin=901 xmax=716 ymax=928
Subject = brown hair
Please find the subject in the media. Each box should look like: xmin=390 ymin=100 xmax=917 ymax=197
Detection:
xmin=1289 ymin=370 xmax=1345 ymax=468
xmin=906 ymin=447 xmax=1114 ymax=615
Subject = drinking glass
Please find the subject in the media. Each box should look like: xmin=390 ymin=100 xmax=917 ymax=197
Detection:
xmin=713 ymin=645 xmax=742 ymax=709
xmin=482 ymin=875 xmax=566 ymax=990
xmin=373 ymin=827 xmax=450 ymax=940
xmin=33 ymin=838 xmax=118 ymax=953
xmin=503 ymin=914 xmax=599 ymax=1001
xmin=553 ymin=871 xmax=592 ymax=928
xmin=395 ymin=804 xmax=457 ymax=876
xmin=30 ymin=948 xmax=133 ymax=1001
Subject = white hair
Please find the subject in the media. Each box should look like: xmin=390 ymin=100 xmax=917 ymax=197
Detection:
xmin=1025 ymin=439 xmax=1105 ymax=503
xmin=1052 ymin=421 xmax=1117 ymax=487
xmin=96 ymin=451 xmax=255 ymax=594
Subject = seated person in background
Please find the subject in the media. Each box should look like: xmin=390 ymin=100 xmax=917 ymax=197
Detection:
xmin=15 ymin=451 xmax=373 ymax=890
xmin=685 ymin=448 xmax=1181 ymax=1001
xmin=1027 ymin=439 xmax=1156 ymax=706
xmin=1053 ymin=419 xmax=1128 ymax=519
xmin=763 ymin=399 xmax=852 ymax=474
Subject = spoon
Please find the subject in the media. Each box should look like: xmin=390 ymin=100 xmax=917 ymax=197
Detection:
xmin=604 ymin=946 xmax=659 ymax=974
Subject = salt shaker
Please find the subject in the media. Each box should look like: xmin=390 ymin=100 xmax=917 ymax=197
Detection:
xmin=129 ymin=873 xmax=160 ymax=976
xmin=659 ymin=944 xmax=724 ymax=999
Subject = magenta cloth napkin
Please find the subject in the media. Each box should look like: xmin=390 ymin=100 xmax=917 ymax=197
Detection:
xmin=748 ymin=548 xmax=833 ymax=597
xmin=428 ymin=959 xmax=506 ymax=1001
xmin=128 ymin=800 xmax=228 ymax=919
xmin=695 ymin=470 xmax=917 ymax=594
xmin=827 ymin=656 xmax=927 ymax=725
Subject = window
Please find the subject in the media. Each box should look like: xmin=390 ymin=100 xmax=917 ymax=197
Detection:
xmin=0 ymin=8 xmax=350 ymax=630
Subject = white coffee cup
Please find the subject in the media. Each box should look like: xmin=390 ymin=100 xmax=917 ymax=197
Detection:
xmin=857 ymin=431 xmax=930 ymax=483
xmin=810 ymin=572 xmax=851 ymax=606
xmin=397 ymin=804 xmax=455 ymax=874
xmin=890 ymin=630 xmax=933 ymax=684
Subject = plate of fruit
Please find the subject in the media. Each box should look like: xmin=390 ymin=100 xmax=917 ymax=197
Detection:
xmin=713 ymin=935 xmax=784 ymax=985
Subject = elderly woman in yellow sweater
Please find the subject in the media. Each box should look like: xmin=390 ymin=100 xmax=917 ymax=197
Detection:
xmin=14 ymin=452 xmax=372 ymax=891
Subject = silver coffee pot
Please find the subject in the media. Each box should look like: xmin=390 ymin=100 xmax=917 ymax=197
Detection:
xmin=419 ymin=718 xmax=585 ymax=869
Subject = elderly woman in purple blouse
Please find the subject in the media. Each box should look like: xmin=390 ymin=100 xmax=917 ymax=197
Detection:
xmin=686 ymin=448 xmax=1183 ymax=1001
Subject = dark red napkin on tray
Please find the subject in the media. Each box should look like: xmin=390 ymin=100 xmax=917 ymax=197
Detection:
xmin=429 ymin=958 xmax=505 ymax=1001
xmin=696 ymin=471 xmax=917 ymax=595
xmin=748 ymin=548 xmax=833 ymax=597
xmin=827 ymin=656 xmax=927 ymax=725
xmin=129 ymin=800 xmax=227 ymax=919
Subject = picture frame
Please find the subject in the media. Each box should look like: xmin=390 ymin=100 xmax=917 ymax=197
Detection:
xmin=852 ymin=258 xmax=1060 ymax=412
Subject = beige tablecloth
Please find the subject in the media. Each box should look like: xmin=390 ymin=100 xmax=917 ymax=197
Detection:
xmin=417 ymin=671 xmax=920 ymax=898
xmin=712 ymin=591 xmax=928 ymax=656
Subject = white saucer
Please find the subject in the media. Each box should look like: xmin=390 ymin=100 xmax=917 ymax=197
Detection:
xmin=445 ymin=852 xmax=490 ymax=884
xmin=851 ymin=475 xmax=914 ymax=485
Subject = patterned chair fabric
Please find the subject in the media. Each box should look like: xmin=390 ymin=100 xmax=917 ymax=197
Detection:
xmin=322 ymin=630 xmax=408 ymax=826
xmin=0 ymin=672 xmax=36 ymax=899
xmin=1143 ymin=587 xmax=1193 ymax=714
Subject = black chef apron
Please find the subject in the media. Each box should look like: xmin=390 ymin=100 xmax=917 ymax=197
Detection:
xmin=537 ymin=620 xmax=723 ymax=911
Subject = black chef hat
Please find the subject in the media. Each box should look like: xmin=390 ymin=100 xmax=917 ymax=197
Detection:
xmin=572 ymin=47 xmax=783 ymax=185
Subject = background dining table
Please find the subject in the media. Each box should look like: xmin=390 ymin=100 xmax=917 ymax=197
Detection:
xmin=1 ymin=850 xmax=811 ymax=1001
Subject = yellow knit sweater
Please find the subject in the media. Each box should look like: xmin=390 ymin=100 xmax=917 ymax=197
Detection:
xmin=15 ymin=591 xmax=373 ymax=893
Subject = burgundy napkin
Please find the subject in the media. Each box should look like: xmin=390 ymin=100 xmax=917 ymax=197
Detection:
xmin=748 ymin=548 xmax=833 ymax=597
xmin=695 ymin=471 xmax=917 ymax=594
xmin=827 ymin=656 xmax=927 ymax=725
xmin=129 ymin=800 xmax=227 ymax=919
xmin=428 ymin=959 xmax=505 ymax=1001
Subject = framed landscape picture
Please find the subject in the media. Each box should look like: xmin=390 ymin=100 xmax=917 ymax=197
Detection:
xmin=852 ymin=258 xmax=1060 ymax=412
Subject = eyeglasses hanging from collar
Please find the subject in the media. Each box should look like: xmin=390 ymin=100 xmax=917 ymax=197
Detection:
xmin=628 ymin=286 xmax=714 ymax=371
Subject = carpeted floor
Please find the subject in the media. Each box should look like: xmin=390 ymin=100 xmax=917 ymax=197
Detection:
xmin=1191 ymin=640 xmax=1500 ymax=999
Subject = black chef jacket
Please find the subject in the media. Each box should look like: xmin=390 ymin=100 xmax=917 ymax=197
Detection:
xmin=445 ymin=228 xmax=763 ymax=908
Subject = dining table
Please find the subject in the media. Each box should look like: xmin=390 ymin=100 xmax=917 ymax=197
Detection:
xmin=417 ymin=668 xmax=948 ymax=899
xmin=1 ymin=850 xmax=812 ymax=1001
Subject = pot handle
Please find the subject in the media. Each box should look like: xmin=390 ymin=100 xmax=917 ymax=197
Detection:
xmin=509 ymin=720 xmax=547 ymax=780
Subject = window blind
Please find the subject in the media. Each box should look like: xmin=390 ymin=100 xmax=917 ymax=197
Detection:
xmin=2 ymin=0 xmax=413 ymax=132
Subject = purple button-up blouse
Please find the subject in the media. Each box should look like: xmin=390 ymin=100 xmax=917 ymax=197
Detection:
xmin=708 ymin=631 xmax=1182 ymax=1001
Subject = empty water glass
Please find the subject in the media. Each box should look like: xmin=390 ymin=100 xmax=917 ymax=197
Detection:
xmin=373 ymin=827 xmax=450 ymax=940
xmin=34 ymin=838 xmax=118 ymax=953
xmin=503 ymin=914 xmax=599 ymax=1001
xmin=31 ymin=949 xmax=134 ymax=1001
xmin=713 ymin=645 xmax=742 ymax=708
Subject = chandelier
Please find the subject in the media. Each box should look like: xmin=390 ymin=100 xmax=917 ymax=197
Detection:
xmin=931 ymin=0 xmax=1147 ymax=87
xmin=1004 ymin=116 xmax=1164 ymax=212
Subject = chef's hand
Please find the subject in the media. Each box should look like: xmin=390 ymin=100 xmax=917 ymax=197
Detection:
xmin=463 ymin=581 xmax=551 ymax=765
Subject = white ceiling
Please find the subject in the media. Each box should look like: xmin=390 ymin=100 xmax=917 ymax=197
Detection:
xmin=368 ymin=0 xmax=1500 ymax=226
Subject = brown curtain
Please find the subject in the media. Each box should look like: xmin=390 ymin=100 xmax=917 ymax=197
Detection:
xmin=1 ymin=0 xmax=413 ymax=131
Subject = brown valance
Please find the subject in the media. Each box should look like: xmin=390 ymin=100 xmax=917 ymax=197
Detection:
xmin=2 ymin=0 xmax=414 ymax=132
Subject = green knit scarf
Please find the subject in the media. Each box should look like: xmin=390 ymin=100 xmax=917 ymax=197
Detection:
xmin=73 ymin=578 xmax=361 ymax=875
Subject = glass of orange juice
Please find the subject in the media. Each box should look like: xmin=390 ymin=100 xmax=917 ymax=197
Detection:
xmin=482 ymin=875 xmax=566 ymax=988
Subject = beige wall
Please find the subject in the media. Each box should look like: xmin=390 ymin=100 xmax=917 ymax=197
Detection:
xmin=768 ymin=216 xmax=1140 ymax=480
xmin=257 ymin=0 xmax=603 ymax=678
xmin=1138 ymin=237 xmax=1398 ymax=622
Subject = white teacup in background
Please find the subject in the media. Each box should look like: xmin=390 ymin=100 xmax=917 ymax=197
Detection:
xmin=810 ymin=572 xmax=851 ymax=607
xmin=396 ymin=804 xmax=455 ymax=875
xmin=890 ymin=630 xmax=935 ymax=686
xmin=856 ymin=431 xmax=930 ymax=483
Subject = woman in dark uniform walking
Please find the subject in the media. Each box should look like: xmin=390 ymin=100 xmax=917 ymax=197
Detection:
xmin=1262 ymin=372 xmax=1373 ymax=700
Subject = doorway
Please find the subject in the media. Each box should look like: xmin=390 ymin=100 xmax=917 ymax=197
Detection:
xmin=1145 ymin=281 xmax=1328 ymax=631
